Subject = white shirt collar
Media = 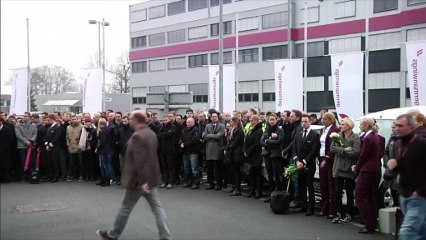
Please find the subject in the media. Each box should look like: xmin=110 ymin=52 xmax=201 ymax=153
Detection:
xmin=363 ymin=130 xmax=373 ymax=138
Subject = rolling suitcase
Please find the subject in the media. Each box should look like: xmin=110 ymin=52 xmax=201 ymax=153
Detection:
xmin=270 ymin=179 xmax=291 ymax=214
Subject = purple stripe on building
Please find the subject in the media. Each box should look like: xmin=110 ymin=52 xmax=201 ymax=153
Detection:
xmin=129 ymin=8 xmax=426 ymax=61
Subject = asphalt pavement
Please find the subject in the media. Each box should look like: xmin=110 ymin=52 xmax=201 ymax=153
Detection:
xmin=1 ymin=181 xmax=394 ymax=240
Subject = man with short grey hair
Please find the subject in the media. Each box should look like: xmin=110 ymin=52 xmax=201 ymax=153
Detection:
xmin=388 ymin=114 xmax=426 ymax=240
xmin=97 ymin=110 xmax=171 ymax=240
xmin=15 ymin=112 xmax=38 ymax=180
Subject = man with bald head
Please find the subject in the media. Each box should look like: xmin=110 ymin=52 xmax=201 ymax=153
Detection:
xmin=180 ymin=117 xmax=201 ymax=189
xmin=97 ymin=110 xmax=171 ymax=240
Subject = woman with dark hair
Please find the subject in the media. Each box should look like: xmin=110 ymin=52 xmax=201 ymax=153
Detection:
xmin=352 ymin=117 xmax=384 ymax=234
xmin=260 ymin=114 xmax=284 ymax=202
xmin=96 ymin=118 xmax=116 ymax=187
xmin=243 ymin=115 xmax=263 ymax=199
xmin=225 ymin=116 xmax=244 ymax=196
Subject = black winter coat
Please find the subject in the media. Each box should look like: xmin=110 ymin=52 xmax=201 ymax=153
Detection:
xmin=158 ymin=122 xmax=176 ymax=153
xmin=225 ymin=126 xmax=244 ymax=163
xmin=181 ymin=126 xmax=200 ymax=155
xmin=243 ymin=123 xmax=263 ymax=167
xmin=118 ymin=125 xmax=134 ymax=155
xmin=260 ymin=125 xmax=284 ymax=158
xmin=97 ymin=128 xmax=115 ymax=154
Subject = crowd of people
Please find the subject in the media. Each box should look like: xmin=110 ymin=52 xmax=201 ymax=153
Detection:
xmin=0 ymin=106 xmax=425 ymax=238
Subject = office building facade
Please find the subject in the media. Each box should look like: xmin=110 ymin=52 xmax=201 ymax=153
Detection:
xmin=129 ymin=0 xmax=426 ymax=114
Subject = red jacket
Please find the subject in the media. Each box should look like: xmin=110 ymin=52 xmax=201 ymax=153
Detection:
xmin=356 ymin=132 xmax=384 ymax=173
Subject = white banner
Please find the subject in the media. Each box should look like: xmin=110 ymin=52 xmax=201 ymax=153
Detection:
xmin=82 ymin=68 xmax=103 ymax=116
xmin=10 ymin=68 xmax=28 ymax=115
xmin=274 ymin=59 xmax=303 ymax=112
xmin=406 ymin=40 xmax=426 ymax=106
xmin=208 ymin=65 xmax=236 ymax=113
xmin=331 ymin=52 xmax=364 ymax=120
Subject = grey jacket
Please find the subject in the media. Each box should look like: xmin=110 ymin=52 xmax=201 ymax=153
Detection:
xmin=203 ymin=122 xmax=225 ymax=161
xmin=15 ymin=122 xmax=38 ymax=149
xmin=330 ymin=131 xmax=360 ymax=179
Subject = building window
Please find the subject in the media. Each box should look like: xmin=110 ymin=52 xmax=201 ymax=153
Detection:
xmin=131 ymin=36 xmax=146 ymax=48
xmin=189 ymin=54 xmax=208 ymax=68
xmin=408 ymin=0 xmax=426 ymax=6
xmin=188 ymin=0 xmax=208 ymax=11
xmin=262 ymin=12 xmax=288 ymax=29
xmin=300 ymin=6 xmax=320 ymax=24
xmin=263 ymin=93 xmax=275 ymax=102
xmin=132 ymin=97 xmax=146 ymax=104
xmin=238 ymin=48 xmax=259 ymax=63
xmin=149 ymin=86 xmax=166 ymax=92
xmin=334 ymin=0 xmax=356 ymax=19
xmin=238 ymin=93 xmax=259 ymax=102
xmin=149 ymin=32 xmax=166 ymax=46
xmin=263 ymin=45 xmax=288 ymax=61
xmin=168 ymin=57 xmax=186 ymax=70
xmin=238 ymin=16 xmax=259 ymax=32
xmin=188 ymin=25 xmax=208 ymax=40
xmin=210 ymin=51 xmax=232 ymax=65
xmin=373 ymin=0 xmax=398 ymax=13
xmin=149 ymin=59 xmax=166 ymax=72
xmin=149 ymin=5 xmax=166 ymax=19
xmin=131 ymin=61 xmax=147 ymax=73
xmin=168 ymin=0 xmax=186 ymax=16
xmin=193 ymin=95 xmax=208 ymax=102
xmin=211 ymin=21 xmax=232 ymax=36
xmin=295 ymin=41 xmax=325 ymax=57
xmin=130 ymin=9 xmax=147 ymax=23
xmin=210 ymin=0 xmax=232 ymax=6
xmin=369 ymin=49 xmax=400 ymax=73
xmin=328 ymin=37 xmax=360 ymax=54
xmin=167 ymin=29 xmax=186 ymax=43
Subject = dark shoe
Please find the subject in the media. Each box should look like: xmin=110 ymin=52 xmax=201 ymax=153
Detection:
xmin=262 ymin=197 xmax=271 ymax=203
xmin=254 ymin=191 xmax=261 ymax=199
xmin=206 ymin=185 xmax=215 ymax=190
xmin=316 ymin=212 xmax=326 ymax=217
xmin=101 ymin=182 xmax=111 ymax=187
xmin=190 ymin=185 xmax=200 ymax=190
xmin=305 ymin=212 xmax=314 ymax=216
xmin=224 ymin=187 xmax=235 ymax=193
xmin=229 ymin=191 xmax=241 ymax=196
xmin=215 ymin=186 xmax=222 ymax=191
xmin=358 ymin=228 xmax=375 ymax=234
xmin=96 ymin=180 xmax=104 ymax=186
xmin=96 ymin=230 xmax=117 ymax=240
xmin=327 ymin=215 xmax=335 ymax=219
xmin=181 ymin=184 xmax=190 ymax=188
xmin=246 ymin=190 xmax=255 ymax=198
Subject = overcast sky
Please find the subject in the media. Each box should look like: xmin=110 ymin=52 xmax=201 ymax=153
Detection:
xmin=1 ymin=0 xmax=144 ymax=94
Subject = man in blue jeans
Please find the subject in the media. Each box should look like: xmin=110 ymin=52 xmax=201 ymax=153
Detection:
xmin=97 ymin=110 xmax=171 ymax=240
xmin=388 ymin=114 xmax=426 ymax=240
xmin=180 ymin=118 xmax=201 ymax=189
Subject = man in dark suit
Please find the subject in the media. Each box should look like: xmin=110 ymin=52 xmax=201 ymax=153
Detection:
xmin=44 ymin=114 xmax=62 ymax=182
xmin=292 ymin=114 xmax=320 ymax=216
xmin=97 ymin=110 xmax=171 ymax=240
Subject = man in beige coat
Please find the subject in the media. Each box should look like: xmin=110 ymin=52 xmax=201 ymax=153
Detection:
xmin=66 ymin=115 xmax=83 ymax=180
xmin=97 ymin=110 xmax=171 ymax=240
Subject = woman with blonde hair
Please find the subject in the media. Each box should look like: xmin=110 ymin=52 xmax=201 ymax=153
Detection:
xmin=318 ymin=112 xmax=340 ymax=218
xmin=224 ymin=116 xmax=244 ymax=196
xmin=330 ymin=117 xmax=360 ymax=224
xmin=352 ymin=117 xmax=385 ymax=234
xmin=413 ymin=113 xmax=426 ymax=138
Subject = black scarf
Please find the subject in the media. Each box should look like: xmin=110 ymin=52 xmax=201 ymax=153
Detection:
xmin=267 ymin=124 xmax=278 ymax=137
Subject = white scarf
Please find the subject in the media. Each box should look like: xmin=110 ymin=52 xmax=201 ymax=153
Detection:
xmin=79 ymin=127 xmax=88 ymax=151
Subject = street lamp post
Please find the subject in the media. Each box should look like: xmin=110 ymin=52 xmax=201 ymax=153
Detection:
xmin=89 ymin=19 xmax=109 ymax=112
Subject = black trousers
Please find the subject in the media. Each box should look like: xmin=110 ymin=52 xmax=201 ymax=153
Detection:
xmin=207 ymin=160 xmax=223 ymax=187
xmin=232 ymin=161 xmax=242 ymax=191
xmin=223 ymin=159 xmax=234 ymax=186
xmin=81 ymin=150 xmax=96 ymax=181
xmin=47 ymin=147 xmax=60 ymax=179
xmin=264 ymin=156 xmax=284 ymax=192
xmin=298 ymin=165 xmax=316 ymax=212
xmin=248 ymin=166 xmax=262 ymax=192
xmin=160 ymin=153 xmax=175 ymax=185
xmin=335 ymin=176 xmax=355 ymax=216
xmin=69 ymin=153 xmax=81 ymax=179
xmin=0 ymin=151 xmax=12 ymax=182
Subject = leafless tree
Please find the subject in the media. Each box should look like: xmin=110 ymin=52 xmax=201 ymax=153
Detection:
xmin=31 ymin=65 xmax=78 ymax=95
xmin=107 ymin=52 xmax=130 ymax=93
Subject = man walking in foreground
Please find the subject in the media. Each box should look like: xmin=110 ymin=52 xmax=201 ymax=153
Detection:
xmin=97 ymin=110 xmax=171 ymax=240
